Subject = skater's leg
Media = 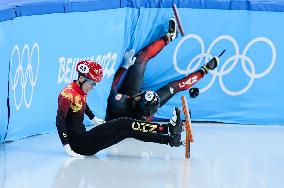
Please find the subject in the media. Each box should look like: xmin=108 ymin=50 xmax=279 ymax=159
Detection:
xmin=157 ymin=55 xmax=220 ymax=107
xmin=156 ymin=69 xmax=204 ymax=107
xmin=94 ymin=109 xmax=184 ymax=151
xmin=118 ymin=37 xmax=169 ymax=96
xmin=82 ymin=117 xmax=171 ymax=155
xmin=118 ymin=17 xmax=179 ymax=96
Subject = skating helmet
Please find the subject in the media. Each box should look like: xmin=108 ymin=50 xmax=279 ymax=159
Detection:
xmin=76 ymin=60 xmax=103 ymax=83
xmin=139 ymin=91 xmax=160 ymax=116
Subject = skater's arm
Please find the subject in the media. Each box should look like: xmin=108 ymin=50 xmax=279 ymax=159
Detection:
xmin=56 ymin=96 xmax=71 ymax=146
xmin=85 ymin=103 xmax=105 ymax=126
xmin=56 ymin=96 xmax=85 ymax=157
xmin=112 ymin=49 xmax=136 ymax=88
xmin=85 ymin=103 xmax=95 ymax=120
xmin=112 ymin=67 xmax=127 ymax=88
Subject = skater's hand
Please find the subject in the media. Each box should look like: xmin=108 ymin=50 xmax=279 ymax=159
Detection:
xmin=91 ymin=117 xmax=105 ymax=126
xmin=64 ymin=144 xmax=85 ymax=158
xmin=123 ymin=49 xmax=136 ymax=69
xmin=189 ymin=88 xmax=199 ymax=98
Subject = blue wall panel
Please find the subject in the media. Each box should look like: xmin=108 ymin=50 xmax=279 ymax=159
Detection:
xmin=2 ymin=0 xmax=284 ymax=22
xmin=0 ymin=4 xmax=16 ymax=22
xmin=65 ymin=0 xmax=121 ymax=12
xmin=0 ymin=21 xmax=11 ymax=142
xmin=4 ymin=9 xmax=130 ymax=141
xmin=141 ymin=8 xmax=283 ymax=124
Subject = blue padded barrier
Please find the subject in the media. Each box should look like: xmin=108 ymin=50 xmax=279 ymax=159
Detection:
xmin=2 ymin=0 xmax=284 ymax=22
xmin=65 ymin=0 xmax=121 ymax=12
xmin=0 ymin=4 xmax=16 ymax=22
xmin=0 ymin=20 xmax=11 ymax=142
xmin=122 ymin=0 xmax=284 ymax=11
xmin=4 ymin=8 xmax=131 ymax=141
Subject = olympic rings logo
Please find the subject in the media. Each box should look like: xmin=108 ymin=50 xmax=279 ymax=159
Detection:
xmin=173 ymin=34 xmax=276 ymax=96
xmin=10 ymin=43 xmax=40 ymax=110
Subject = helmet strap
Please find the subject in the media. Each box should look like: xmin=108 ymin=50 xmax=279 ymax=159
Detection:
xmin=78 ymin=75 xmax=87 ymax=89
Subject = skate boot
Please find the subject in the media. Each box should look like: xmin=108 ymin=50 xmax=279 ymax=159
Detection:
xmin=168 ymin=107 xmax=183 ymax=147
xmin=201 ymin=56 xmax=218 ymax=74
xmin=201 ymin=50 xmax=226 ymax=74
xmin=166 ymin=16 xmax=178 ymax=41
xmin=169 ymin=107 xmax=182 ymax=135
xmin=169 ymin=134 xmax=183 ymax=147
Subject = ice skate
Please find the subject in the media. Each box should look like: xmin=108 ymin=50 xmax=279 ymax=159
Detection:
xmin=201 ymin=50 xmax=226 ymax=74
xmin=169 ymin=107 xmax=182 ymax=135
xmin=168 ymin=107 xmax=183 ymax=147
xmin=166 ymin=16 xmax=179 ymax=41
xmin=169 ymin=134 xmax=183 ymax=147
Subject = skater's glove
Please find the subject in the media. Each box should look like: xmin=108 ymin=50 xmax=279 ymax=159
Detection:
xmin=91 ymin=117 xmax=105 ymax=126
xmin=189 ymin=88 xmax=199 ymax=98
xmin=64 ymin=144 xmax=85 ymax=158
xmin=123 ymin=49 xmax=136 ymax=69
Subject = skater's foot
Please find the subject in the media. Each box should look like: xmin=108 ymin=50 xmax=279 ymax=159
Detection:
xmin=166 ymin=16 xmax=178 ymax=41
xmin=168 ymin=107 xmax=184 ymax=147
xmin=201 ymin=50 xmax=226 ymax=74
xmin=169 ymin=107 xmax=182 ymax=135
xmin=169 ymin=134 xmax=183 ymax=147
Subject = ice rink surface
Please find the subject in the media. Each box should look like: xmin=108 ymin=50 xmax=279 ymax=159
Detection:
xmin=1 ymin=123 xmax=284 ymax=188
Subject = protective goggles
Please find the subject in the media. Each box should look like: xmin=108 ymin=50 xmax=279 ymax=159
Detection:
xmin=85 ymin=79 xmax=97 ymax=87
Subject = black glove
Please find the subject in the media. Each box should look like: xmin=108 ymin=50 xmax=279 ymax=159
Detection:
xmin=189 ymin=88 xmax=199 ymax=98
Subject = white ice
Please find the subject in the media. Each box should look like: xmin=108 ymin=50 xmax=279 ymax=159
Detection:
xmin=0 ymin=123 xmax=284 ymax=188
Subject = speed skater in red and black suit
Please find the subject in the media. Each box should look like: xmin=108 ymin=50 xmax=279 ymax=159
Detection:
xmin=55 ymin=60 xmax=184 ymax=157
xmin=105 ymin=16 xmax=223 ymax=122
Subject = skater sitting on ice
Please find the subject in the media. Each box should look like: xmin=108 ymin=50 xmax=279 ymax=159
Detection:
xmin=56 ymin=60 xmax=184 ymax=157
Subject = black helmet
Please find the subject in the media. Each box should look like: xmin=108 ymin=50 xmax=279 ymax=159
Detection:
xmin=138 ymin=91 xmax=160 ymax=116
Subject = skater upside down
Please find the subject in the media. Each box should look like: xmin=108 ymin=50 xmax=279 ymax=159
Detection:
xmin=105 ymin=16 xmax=222 ymax=122
xmin=56 ymin=60 xmax=184 ymax=157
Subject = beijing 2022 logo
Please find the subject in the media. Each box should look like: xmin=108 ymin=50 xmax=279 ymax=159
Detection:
xmin=9 ymin=43 xmax=40 ymax=111
xmin=173 ymin=34 xmax=276 ymax=96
